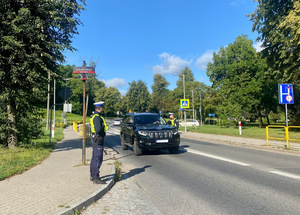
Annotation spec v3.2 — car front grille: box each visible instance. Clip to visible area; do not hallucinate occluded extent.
[149,131,173,139]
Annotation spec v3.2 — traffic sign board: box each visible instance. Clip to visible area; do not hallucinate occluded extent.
[279,84,294,104]
[180,99,189,108]
[58,86,73,101]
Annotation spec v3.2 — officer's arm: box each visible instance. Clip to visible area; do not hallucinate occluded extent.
[93,116,102,135]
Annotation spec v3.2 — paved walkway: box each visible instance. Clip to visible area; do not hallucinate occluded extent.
[0,127,116,215]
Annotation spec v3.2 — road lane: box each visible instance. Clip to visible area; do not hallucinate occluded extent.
[104,127,300,214]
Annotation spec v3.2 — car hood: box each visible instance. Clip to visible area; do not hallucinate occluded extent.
[135,124,174,131]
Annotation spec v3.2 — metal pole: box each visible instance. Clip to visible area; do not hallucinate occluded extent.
[183,73,187,133]
[200,93,202,126]
[285,103,288,127]
[82,78,86,165]
[192,90,194,121]
[46,72,50,130]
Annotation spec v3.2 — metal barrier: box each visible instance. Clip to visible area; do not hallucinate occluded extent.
[266,125,300,149]
[73,122,78,132]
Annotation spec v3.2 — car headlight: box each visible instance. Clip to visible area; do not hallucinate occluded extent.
[173,131,178,135]
[138,130,149,136]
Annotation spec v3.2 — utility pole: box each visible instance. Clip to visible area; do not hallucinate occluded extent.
[191,90,194,121]
[46,72,50,130]
[52,79,56,137]
[183,73,187,133]
[199,92,202,126]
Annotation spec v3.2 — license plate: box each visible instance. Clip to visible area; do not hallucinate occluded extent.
[156,139,168,143]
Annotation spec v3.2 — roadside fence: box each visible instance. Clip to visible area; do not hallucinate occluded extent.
[266,125,300,149]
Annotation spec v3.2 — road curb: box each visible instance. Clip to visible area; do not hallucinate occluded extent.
[55,164,116,215]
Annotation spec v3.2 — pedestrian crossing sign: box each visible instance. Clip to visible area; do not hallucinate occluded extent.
[180,99,189,108]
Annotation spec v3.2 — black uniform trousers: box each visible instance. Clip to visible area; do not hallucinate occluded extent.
[90,136,104,180]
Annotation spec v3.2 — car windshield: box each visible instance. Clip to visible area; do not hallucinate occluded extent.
[135,115,166,125]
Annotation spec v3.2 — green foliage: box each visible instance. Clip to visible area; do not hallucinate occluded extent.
[126,80,150,112]
[0,0,85,147]
[206,35,276,127]
[249,0,299,82]
[95,87,121,116]
[151,74,170,112]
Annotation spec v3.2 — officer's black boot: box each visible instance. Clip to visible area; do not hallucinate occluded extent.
[93,178,106,184]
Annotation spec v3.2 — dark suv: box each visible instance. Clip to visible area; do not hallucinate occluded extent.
[120,112,180,155]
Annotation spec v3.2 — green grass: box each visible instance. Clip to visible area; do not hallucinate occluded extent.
[114,160,122,182]
[179,124,300,143]
[0,127,64,181]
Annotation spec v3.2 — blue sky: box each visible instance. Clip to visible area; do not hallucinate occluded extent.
[65,0,262,95]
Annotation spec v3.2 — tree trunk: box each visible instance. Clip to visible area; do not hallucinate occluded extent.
[256,105,263,128]
[7,103,18,148]
[266,114,270,125]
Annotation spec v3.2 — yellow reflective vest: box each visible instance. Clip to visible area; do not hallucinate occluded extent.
[170,118,176,126]
[90,114,108,133]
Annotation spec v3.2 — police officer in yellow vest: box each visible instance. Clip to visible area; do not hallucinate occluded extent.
[167,113,179,130]
[90,101,108,184]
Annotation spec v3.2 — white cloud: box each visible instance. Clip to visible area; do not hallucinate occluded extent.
[253,41,264,52]
[153,52,192,75]
[102,78,126,88]
[196,50,215,70]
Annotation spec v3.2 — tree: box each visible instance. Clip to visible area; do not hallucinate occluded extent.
[207,35,273,127]
[249,0,300,123]
[95,87,121,117]
[151,74,170,112]
[249,0,299,82]
[126,80,150,112]
[0,1,85,148]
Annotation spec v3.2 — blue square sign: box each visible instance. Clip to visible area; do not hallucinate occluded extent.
[279,84,294,104]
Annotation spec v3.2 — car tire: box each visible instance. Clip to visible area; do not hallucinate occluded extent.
[133,138,142,156]
[121,134,128,150]
[169,146,179,154]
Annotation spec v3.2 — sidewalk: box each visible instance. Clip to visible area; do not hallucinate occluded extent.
[180,131,300,154]
[0,127,116,215]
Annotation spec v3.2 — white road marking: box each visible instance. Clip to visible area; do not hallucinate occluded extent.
[269,171,300,179]
[184,148,251,167]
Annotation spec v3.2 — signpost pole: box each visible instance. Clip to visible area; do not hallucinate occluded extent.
[82,75,86,165]
[73,62,95,165]
[285,103,288,127]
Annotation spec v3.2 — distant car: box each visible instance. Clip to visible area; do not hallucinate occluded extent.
[113,118,121,126]
[179,119,200,127]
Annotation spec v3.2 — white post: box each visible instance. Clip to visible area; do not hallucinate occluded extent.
[239,121,242,135]
[46,72,50,130]
[52,79,56,137]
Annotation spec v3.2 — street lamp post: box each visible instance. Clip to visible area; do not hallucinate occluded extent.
[199,92,202,126]
[182,73,187,133]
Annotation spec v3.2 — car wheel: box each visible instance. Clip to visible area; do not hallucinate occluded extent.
[169,146,179,154]
[121,134,128,150]
[133,138,142,156]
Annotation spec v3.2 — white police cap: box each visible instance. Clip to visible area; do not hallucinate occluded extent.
[94,101,105,107]
[169,112,174,115]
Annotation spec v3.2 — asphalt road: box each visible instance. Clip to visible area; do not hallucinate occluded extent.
[105,125,300,215]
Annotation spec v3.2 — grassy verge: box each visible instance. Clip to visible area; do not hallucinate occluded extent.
[0,127,64,181]
[179,124,300,142]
